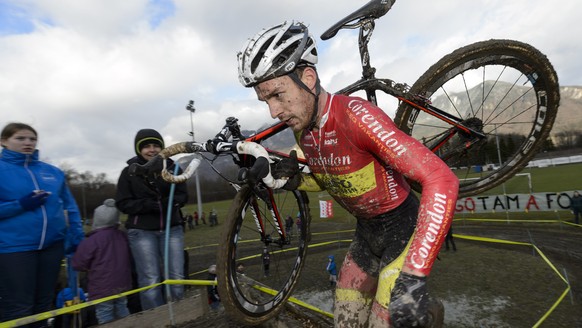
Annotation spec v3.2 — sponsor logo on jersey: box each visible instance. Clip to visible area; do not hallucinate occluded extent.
[308,153,351,167]
[385,167,400,201]
[324,138,338,146]
[314,162,376,198]
[348,100,407,156]
[410,192,449,270]
[324,130,337,138]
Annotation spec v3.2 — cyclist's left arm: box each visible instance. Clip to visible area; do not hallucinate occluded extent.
[350,100,459,276]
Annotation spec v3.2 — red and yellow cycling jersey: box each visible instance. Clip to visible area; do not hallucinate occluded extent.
[297,93,459,275]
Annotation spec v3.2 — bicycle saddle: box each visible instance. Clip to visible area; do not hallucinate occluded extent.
[321,0,395,40]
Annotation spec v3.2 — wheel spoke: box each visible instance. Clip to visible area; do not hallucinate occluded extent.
[217,187,309,325]
[396,40,559,196]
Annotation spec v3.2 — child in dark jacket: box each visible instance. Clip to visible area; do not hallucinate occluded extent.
[72,199,132,325]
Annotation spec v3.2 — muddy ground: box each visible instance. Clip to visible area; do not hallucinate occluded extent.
[176,221,582,327]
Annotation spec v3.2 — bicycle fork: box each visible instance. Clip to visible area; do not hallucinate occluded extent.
[248,187,291,247]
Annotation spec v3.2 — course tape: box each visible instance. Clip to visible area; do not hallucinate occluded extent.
[0,280,214,328]
[3,220,574,327]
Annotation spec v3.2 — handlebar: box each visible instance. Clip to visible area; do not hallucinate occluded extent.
[233,141,288,189]
[128,139,291,189]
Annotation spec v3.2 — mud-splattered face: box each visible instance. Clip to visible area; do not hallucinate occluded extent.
[254,74,315,133]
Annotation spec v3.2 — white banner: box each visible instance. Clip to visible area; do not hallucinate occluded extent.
[455,190,578,213]
[319,200,334,218]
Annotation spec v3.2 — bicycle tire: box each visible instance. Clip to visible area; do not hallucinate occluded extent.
[216,185,310,325]
[395,39,559,197]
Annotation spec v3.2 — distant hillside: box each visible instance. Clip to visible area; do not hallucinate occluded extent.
[553,86,582,135]
[428,82,581,141]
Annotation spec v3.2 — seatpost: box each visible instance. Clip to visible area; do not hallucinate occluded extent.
[359,20,376,80]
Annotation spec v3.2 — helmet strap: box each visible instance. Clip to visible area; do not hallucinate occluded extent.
[288,70,321,131]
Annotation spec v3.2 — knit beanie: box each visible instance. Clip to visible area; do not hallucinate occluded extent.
[134,128,164,155]
[92,199,120,230]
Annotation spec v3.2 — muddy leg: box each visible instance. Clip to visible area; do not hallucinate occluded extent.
[334,252,378,328]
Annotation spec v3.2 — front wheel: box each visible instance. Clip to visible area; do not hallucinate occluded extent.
[216,185,310,325]
[395,39,560,197]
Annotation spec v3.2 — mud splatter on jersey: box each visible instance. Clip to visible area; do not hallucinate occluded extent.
[297,94,459,275]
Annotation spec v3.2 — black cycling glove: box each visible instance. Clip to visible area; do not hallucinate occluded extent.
[271,150,301,191]
[389,272,430,328]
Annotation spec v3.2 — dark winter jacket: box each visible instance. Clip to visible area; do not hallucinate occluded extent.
[571,194,582,210]
[115,156,188,231]
[72,226,132,299]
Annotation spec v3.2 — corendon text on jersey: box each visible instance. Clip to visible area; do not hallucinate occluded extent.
[348,99,407,156]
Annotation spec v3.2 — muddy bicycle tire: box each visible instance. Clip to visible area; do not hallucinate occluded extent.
[395,39,559,197]
[216,185,310,325]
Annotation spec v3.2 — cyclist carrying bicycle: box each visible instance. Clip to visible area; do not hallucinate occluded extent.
[237,21,459,327]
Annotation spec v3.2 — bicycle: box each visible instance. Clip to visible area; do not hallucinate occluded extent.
[131,0,559,324]
[324,0,559,196]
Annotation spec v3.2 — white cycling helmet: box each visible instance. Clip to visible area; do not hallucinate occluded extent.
[238,21,318,87]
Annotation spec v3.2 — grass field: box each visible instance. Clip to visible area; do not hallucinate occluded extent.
[466,163,582,195]
[181,163,582,233]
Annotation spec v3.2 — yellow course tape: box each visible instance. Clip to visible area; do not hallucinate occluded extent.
[2,220,574,328]
[453,233,571,327]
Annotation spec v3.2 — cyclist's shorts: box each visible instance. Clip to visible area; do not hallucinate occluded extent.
[348,192,419,277]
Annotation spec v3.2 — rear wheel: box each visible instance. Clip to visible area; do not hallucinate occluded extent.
[395,39,559,197]
[216,185,310,325]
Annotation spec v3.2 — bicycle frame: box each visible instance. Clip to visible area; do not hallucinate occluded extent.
[330,5,486,157]
[154,117,306,246]
[235,121,309,246]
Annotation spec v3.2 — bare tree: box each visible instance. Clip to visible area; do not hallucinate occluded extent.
[554,130,579,149]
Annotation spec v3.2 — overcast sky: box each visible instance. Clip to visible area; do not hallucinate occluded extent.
[1,0,580,182]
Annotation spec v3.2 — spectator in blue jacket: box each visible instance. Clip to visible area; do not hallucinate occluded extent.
[0,122,84,327]
[327,255,338,287]
[72,199,132,324]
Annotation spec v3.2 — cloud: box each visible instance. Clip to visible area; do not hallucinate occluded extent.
[0,0,579,181]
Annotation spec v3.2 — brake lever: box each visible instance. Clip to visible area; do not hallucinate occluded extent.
[237,157,270,185]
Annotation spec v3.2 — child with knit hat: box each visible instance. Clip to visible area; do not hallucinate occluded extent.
[72,199,132,324]
[133,128,164,156]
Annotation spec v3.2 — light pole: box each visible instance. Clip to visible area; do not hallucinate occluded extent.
[186,100,204,218]
[493,124,510,223]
